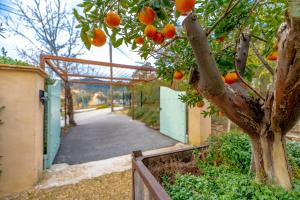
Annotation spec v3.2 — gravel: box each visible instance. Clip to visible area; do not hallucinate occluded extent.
[5,171,132,200]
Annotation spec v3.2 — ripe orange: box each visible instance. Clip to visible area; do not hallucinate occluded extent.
[224,72,238,84]
[217,36,225,42]
[135,37,144,45]
[173,71,184,80]
[105,11,121,28]
[219,111,225,117]
[162,24,176,39]
[267,51,278,61]
[197,101,205,108]
[153,32,165,44]
[176,0,196,13]
[144,25,157,39]
[138,6,156,25]
[92,28,106,47]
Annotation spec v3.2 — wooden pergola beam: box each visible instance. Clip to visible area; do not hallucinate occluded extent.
[45,60,66,82]
[41,54,157,72]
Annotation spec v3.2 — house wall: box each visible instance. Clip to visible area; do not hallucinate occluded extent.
[0,64,46,197]
[188,101,211,146]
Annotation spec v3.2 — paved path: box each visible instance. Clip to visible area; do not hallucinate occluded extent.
[54,108,177,165]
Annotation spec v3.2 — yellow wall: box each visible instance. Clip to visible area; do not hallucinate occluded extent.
[0,65,46,197]
[188,102,211,146]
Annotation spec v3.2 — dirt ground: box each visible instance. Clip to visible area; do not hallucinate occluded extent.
[4,171,132,200]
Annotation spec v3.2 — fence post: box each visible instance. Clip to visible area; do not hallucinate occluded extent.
[132,86,135,120]
[140,91,143,108]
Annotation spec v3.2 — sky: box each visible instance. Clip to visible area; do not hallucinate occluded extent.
[0,0,155,66]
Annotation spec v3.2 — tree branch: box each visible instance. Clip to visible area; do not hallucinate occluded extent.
[184,14,263,135]
[271,10,300,134]
[251,42,274,75]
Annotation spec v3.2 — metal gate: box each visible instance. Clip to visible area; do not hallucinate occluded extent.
[44,81,61,169]
[160,87,187,143]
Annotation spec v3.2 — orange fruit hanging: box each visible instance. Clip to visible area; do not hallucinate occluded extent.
[173,71,184,80]
[197,101,205,108]
[138,6,156,25]
[267,51,278,61]
[91,28,106,47]
[153,32,165,44]
[105,11,121,28]
[216,36,225,42]
[224,72,238,84]
[135,37,144,45]
[219,111,225,117]
[176,0,196,13]
[162,24,176,39]
[144,25,157,39]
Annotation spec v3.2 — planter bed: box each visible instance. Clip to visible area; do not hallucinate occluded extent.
[132,146,208,200]
[132,132,300,200]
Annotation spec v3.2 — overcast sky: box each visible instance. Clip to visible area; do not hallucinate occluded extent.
[0,0,154,66]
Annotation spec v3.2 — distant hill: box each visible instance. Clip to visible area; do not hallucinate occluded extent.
[71,78,128,93]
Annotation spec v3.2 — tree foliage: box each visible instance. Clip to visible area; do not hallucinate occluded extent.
[75,0,300,189]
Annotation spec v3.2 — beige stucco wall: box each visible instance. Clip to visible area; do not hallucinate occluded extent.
[0,65,46,197]
[188,102,211,146]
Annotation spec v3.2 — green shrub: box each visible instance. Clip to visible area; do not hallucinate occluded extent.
[206,131,251,173]
[96,104,109,109]
[163,165,300,200]
[163,132,300,199]
[287,142,300,179]
[0,56,30,66]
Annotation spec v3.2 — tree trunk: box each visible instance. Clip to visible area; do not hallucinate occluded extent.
[65,81,76,126]
[183,6,300,189]
[250,130,292,189]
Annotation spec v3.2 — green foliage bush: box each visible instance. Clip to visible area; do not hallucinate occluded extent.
[0,56,30,66]
[128,80,169,127]
[206,131,251,173]
[96,104,109,110]
[163,132,300,199]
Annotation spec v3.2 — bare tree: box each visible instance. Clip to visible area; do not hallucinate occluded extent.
[7,0,82,126]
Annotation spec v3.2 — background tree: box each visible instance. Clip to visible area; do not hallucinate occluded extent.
[8,0,84,125]
[75,0,300,190]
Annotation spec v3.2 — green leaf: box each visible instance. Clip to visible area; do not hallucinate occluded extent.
[113,38,123,48]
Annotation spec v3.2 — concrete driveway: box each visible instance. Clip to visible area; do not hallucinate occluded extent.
[54,108,178,165]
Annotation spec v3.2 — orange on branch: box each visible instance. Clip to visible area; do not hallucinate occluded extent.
[153,32,165,44]
[197,101,205,108]
[144,25,157,39]
[162,24,176,39]
[219,111,225,117]
[92,28,106,47]
[105,11,121,28]
[216,36,225,42]
[173,71,184,80]
[138,6,156,25]
[224,72,238,84]
[135,37,144,45]
[176,0,196,13]
[267,51,278,61]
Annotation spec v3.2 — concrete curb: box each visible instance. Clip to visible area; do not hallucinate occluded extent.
[36,143,190,189]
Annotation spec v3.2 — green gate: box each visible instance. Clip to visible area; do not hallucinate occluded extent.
[160,87,187,143]
[44,81,61,169]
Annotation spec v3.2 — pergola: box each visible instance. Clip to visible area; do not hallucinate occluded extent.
[40,54,157,123]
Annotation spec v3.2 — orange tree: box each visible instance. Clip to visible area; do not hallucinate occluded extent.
[74,0,300,190]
